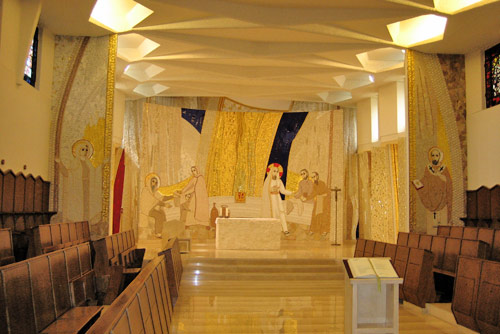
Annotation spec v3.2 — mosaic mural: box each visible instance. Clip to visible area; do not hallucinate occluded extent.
[408,50,466,233]
[50,35,115,239]
[123,100,346,243]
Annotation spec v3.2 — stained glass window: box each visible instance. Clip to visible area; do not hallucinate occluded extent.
[485,42,500,108]
[23,27,39,87]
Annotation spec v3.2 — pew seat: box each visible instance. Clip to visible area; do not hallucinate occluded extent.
[92,230,145,304]
[40,306,103,334]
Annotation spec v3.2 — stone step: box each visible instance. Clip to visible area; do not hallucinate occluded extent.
[185,257,340,266]
[182,272,342,281]
[186,263,341,273]
[171,322,344,334]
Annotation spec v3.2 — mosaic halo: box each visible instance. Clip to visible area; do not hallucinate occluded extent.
[71,139,94,159]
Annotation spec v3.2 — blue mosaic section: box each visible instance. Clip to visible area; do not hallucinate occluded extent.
[181,108,206,133]
[267,112,308,192]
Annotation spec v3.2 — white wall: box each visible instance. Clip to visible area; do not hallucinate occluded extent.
[466,48,500,189]
[356,97,374,152]
[378,82,398,142]
[0,0,54,179]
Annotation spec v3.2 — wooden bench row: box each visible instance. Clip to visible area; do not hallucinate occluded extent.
[461,185,500,228]
[31,220,90,256]
[354,239,435,308]
[0,169,56,261]
[0,242,102,334]
[92,230,145,304]
[434,226,500,260]
[0,228,15,266]
[452,256,500,333]
[93,229,144,274]
[158,237,184,308]
[0,169,55,231]
[397,232,490,276]
[87,246,178,333]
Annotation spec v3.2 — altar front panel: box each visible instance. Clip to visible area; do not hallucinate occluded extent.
[215,218,281,250]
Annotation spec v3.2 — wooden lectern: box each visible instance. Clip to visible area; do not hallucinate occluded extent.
[343,259,403,334]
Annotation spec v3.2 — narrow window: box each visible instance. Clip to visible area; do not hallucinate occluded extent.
[23,27,39,87]
[485,42,500,108]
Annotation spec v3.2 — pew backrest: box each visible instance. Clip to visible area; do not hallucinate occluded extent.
[87,254,173,334]
[0,228,14,265]
[363,240,375,257]
[93,230,141,275]
[158,238,183,308]
[354,239,366,257]
[373,241,386,257]
[32,221,90,256]
[0,242,94,334]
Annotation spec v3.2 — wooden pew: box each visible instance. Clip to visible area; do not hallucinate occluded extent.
[461,185,500,228]
[394,245,410,299]
[475,259,500,333]
[86,253,174,334]
[383,243,397,263]
[354,239,366,257]
[363,239,375,257]
[430,235,446,270]
[92,230,145,304]
[435,237,488,277]
[452,256,482,332]
[478,227,495,259]
[407,233,420,249]
[373,241,386,257]
[0,242,102,334]
[403,248,435,307]
[31,221,90,256]
[453,257,500,333]
[492,228,500,262]
[449,226,464,239]
[158,238,184,308]
[397,232,409,246]
[0,228,15,265]
[0,169,56,261]
[418,234,433,251]
[463,226,479,240]
[437,226,451,237]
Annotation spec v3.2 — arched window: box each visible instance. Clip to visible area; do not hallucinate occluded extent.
[23,27,39,87]
[485,42,500,108]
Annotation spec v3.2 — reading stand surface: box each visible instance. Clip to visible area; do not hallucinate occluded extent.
[343,259,403,334]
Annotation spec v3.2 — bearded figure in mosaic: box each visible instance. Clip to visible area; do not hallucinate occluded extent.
[413,147,453,228]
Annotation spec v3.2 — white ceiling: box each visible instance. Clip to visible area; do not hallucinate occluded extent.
[39,0,500,106]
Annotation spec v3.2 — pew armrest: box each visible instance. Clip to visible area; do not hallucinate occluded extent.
[40,306,103,334]
[0,255,15,266]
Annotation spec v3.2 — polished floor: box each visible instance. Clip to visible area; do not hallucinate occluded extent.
[141,238,476,333]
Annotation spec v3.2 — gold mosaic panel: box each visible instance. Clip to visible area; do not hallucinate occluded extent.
[397,137,409,232]
[407,50,466,231]
[370,146,395,243]
[357,151,371,239]
[205,111,282,197]
[51,36,112,239]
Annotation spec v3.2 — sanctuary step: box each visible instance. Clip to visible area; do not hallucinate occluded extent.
[172,257,345,333]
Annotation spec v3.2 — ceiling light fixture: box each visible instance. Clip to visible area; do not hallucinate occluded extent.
[434,0,489,14]
[387,14,447,48]
[89,0,153,33]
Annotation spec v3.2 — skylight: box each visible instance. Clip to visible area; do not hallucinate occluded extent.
[434,0,489,14]
[387,15,447,48]
[89,0,153,33]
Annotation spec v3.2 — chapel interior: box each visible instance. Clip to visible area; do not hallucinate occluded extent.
[1,0,500,333]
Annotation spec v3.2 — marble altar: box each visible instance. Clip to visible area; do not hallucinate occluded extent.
[215,217,282,250]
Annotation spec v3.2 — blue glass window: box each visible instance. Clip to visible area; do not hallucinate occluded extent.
[24,27,39,87]
[485,42,500,108]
